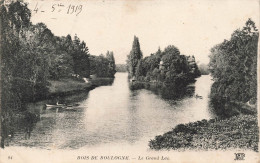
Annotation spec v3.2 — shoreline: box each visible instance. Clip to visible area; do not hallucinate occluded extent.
[34,77,115,102]
[149,107,258,152]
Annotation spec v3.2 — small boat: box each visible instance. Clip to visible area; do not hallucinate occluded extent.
[194,94,203,99]
[45,102,66,108]
[65,103,80,107]
[45,104,57,107]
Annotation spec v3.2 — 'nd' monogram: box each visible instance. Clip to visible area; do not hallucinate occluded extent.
[234,153,245,160]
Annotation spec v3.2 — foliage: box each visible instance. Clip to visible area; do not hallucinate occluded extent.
[71,35,90,78]
[149,114,258,151]
[1,1,113,147]
[115,64,127,72]
[126,36,143,78]
[127,37,201,86]
[209,19,258,104]
[89,51,116,78]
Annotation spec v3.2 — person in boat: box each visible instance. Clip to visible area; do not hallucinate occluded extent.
[195,94,203,99]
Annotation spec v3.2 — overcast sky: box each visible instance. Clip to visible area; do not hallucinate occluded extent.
[27,0,259,64]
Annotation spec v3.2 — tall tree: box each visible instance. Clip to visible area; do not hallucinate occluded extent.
[127,36,143,78]
[106,51,116,77]
[1,1,32,148]
[209,19,258,104]
[72,35,90,78]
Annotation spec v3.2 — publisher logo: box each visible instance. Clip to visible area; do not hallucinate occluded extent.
[234,153,245,160]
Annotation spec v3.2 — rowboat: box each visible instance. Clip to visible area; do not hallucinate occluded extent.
[45,102,66,108]
[194,94,203,99]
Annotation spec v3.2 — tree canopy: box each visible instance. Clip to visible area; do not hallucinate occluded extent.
[127,37,201,86]
[127,36,143,78]
[209,19,258,104]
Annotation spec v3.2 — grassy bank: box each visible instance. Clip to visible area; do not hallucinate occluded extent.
[149,114,259,152]
[48,79,92,94]
[47,77,114,98]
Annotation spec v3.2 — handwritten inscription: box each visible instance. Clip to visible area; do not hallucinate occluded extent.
[33,2,83,16]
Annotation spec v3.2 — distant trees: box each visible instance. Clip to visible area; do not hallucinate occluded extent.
[127,36,201,86]
[106,51,116,77]
[198,63,209,75]
[115,64,127,72]
[89,51,116,78]
[209,19,258,104]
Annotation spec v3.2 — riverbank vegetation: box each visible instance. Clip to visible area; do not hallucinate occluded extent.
[127,36,201,88]
[149,114,258,151]
[209,19,258,110]
[0,1,116,147]
[149,19,259,151]
[1,1,116,103]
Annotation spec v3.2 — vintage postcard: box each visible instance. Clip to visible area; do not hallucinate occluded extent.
[0,0,259,162]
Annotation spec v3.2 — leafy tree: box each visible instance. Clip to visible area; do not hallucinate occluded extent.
[1,1,32,148]
[127,36,143,78]
[209,19,258,104]
[106,51,116,77]
[115,64,127,72]
[136,60,144,79]
[0,1,95,148]
[89,52,116,78]
[72,35,90,78]
[126,37,201,87]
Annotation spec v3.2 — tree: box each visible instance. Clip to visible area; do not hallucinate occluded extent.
[136,60,144,79]
[89,53,116,78]
[126,40,200,86]
[106,51,116,77]
[161,45,180,70]
[1,1,32,148]
[0,1,97,148]
[127,36,143,78]
[209,19,258,104]
[72,35,90,78]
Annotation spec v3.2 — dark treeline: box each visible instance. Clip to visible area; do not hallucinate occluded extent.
[0,1,115,147]
[89,51,116,78]
[115,64,127,72]
[209,19,258,115]
[127,36,201,87]
[1,1,116,103]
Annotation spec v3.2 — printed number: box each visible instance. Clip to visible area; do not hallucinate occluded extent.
[8,156,12,160]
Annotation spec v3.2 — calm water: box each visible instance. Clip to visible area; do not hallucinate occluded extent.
[9,73,215,150]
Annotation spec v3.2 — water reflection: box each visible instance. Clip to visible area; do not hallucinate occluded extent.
[6,73,215,149]
[129,81,195,100]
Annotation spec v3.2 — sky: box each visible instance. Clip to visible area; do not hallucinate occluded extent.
[26,0,259,64]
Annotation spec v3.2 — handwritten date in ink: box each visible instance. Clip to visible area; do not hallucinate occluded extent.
[34,2,83,16]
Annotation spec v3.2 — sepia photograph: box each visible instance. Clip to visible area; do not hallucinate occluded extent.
[0,0,259,162]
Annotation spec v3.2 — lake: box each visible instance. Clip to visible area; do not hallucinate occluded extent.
[9,73,216,150]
